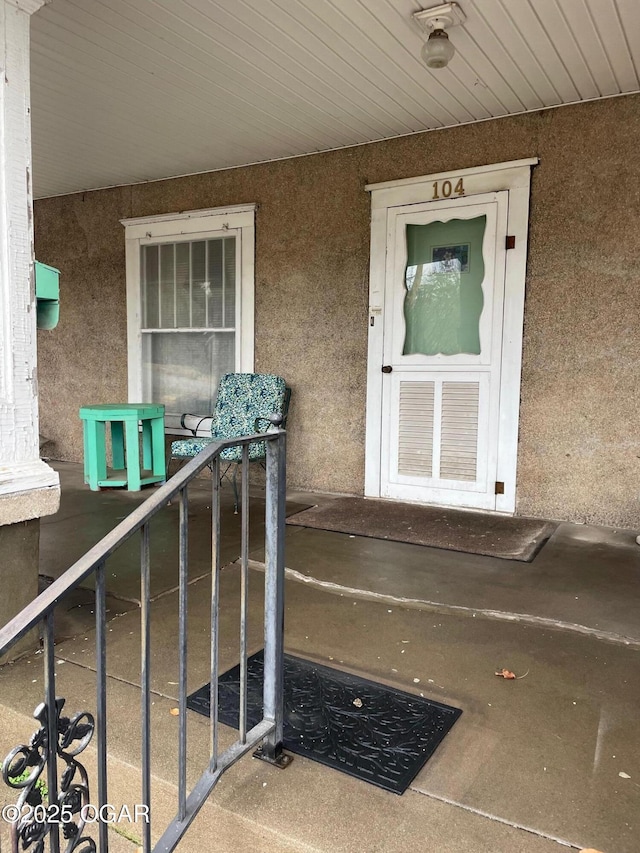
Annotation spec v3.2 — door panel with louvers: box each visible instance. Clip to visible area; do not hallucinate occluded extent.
[397,381,435,477]
[440,382,479,481]
[392,376,484,489]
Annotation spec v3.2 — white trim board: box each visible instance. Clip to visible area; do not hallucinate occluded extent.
[366,159,539,212]
[121,204,256,240]
[365,158,539,194]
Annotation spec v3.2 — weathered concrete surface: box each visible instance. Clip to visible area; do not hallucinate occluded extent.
[0,483,60,526]
[276,520,640,647]
[35,94,640,527]
[39,461,309,602]
[2,576,621,853]
[2,466,638,851]
[2,561,637,852]
[0,519,40,663]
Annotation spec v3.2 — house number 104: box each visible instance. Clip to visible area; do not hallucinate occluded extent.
[432,178,465,199]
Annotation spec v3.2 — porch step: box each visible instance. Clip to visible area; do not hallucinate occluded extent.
[0,691,571,853]
[0,705,307,853]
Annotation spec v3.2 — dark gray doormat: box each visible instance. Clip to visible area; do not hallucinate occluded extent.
[187,649,461,795]
[286,497,556,562]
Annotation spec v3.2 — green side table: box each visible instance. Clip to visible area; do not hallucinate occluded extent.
[79,404,166,491]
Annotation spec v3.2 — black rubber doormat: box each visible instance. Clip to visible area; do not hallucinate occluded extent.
[187,649,462,794]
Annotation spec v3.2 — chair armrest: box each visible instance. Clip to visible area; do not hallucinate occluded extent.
[180,413,213,436]
[254,414,284,433]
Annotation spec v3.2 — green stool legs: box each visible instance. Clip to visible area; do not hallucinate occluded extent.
[79,404,166,491]
[83,420,107,490]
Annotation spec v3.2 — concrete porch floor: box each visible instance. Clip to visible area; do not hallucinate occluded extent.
[1,461,639,852]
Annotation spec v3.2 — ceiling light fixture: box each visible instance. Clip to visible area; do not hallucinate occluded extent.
[413,2,466,70]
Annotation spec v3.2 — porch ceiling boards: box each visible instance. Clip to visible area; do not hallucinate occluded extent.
[31,0,640,199]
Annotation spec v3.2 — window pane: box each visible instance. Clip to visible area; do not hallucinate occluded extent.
[139,231,240,420]
[159,244,175,328]
[190,241,207,327]
[224,237,236,328]
[142,331,235,414]
[175,242,191,327]
[142,238,239,332]
[207,239,224,327]
[142,245,159,329]
[403,215,486,356]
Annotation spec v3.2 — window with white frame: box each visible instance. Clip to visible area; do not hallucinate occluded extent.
[122,205,255,432]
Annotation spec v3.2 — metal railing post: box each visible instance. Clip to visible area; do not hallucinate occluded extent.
[140,522,152,853]
[239,446,250,743]
[259,430,290,767]
[95,562,109,853]
[44,614,60,853]
[210,455,221,769]
[178,487,189,822]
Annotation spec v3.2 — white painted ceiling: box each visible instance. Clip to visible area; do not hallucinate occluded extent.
[30,0,640,198]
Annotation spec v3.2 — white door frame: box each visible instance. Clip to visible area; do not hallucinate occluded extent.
[364,158,538,514]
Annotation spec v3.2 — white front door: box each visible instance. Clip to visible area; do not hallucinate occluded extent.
[365,160,536,514]
[379,192,507,510]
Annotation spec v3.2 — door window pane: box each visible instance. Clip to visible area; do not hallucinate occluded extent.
[403,215,486,356]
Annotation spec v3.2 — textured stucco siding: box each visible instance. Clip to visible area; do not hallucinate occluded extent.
[0,519,40,662]
[35,95,640,527]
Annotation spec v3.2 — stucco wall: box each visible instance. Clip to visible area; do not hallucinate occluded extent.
[0,519,40,663]
[35,95,640,527]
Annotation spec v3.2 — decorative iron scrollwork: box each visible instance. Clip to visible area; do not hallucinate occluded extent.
[2,698,96,853]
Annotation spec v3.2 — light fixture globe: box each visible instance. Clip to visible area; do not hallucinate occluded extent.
[413,4,465,70]
[421,28,455,68]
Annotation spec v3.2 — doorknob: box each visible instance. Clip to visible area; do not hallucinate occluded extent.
[381,365,393,373]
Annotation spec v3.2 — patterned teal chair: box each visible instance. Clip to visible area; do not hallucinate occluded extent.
[169,373,290,512]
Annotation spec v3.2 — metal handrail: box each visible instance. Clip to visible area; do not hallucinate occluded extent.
[0,427,288,853]
[0,430,269,656]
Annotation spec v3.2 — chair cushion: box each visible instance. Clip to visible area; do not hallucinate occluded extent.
[213,373,285,436]
[170,436,268,462]
[171,437,214,458]
[171,373,286,463]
